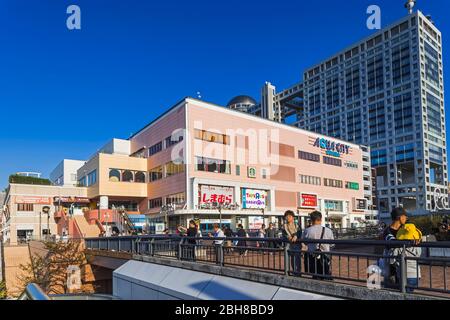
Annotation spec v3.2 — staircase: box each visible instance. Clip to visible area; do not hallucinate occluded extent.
[119,210,136,235]
[73,216,102,238]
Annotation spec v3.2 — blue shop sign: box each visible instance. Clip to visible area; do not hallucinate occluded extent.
[313,137,350,158]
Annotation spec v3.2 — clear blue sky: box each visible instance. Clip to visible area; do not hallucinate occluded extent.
[0,0,449,189]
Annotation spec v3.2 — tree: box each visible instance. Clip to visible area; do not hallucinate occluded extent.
[0,281,7,299]
[17,240,93,296]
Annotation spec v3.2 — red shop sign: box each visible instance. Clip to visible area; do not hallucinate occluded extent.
[300,193,318,208]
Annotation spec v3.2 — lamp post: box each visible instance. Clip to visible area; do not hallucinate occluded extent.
[42,206,50,239]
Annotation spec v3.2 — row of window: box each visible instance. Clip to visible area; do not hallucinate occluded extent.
[300,175,360,190]
[195,156,231,174]
[298,150,346,168]
[194,129,230,145]
[148,134,184,157]
[148,193,186,209]
[109,170,146,183]
[17,203,34,212]
[78,170,97,187]
[149,161,185,182]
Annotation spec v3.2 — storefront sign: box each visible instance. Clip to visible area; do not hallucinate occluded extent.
[15,196,51,204]
[200,219,232,224]
[300,193,318,209]
[241,188,267,209]
[53,196,90,203]
[247,167,257,178]
[199,185,234,204]
[313,137,350,158]
[248,216,264,230]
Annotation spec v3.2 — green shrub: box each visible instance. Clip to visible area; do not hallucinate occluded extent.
[408,215,441,236]
[8,175,51,186]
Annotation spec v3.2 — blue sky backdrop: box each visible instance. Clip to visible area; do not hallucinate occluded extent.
[0,0,449,188]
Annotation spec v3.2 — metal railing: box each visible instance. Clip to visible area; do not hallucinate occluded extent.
[85,235,450,298]
[18,284,51,300]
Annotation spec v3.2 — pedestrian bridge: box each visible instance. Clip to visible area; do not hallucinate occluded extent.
[85,235,450,300]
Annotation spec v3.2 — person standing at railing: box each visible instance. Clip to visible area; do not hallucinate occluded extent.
[266,223,277,252]
[182,220,198,261]
[393,223,422,293]
[381,207,408,287]
[236,224,248,256]
[301,211,334,280]
[209,224,225,263]
[282,210,302,275]
[223,227,233,254]
[257,224,266,248]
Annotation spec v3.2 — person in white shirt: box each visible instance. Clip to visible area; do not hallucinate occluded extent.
[208,224,225,263]
[301,211,334,280]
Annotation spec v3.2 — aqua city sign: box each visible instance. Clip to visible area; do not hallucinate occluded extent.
[313,137,350,158]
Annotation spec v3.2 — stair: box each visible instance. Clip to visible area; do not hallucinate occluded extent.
[73,216,102,238]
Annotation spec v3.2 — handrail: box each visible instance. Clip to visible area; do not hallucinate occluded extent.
[85,235,450,248]
[18,283,51,300]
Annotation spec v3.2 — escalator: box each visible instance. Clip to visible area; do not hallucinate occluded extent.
[118,209,137,235]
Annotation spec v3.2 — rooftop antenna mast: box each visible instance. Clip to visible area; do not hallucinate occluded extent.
[404,0,416,15]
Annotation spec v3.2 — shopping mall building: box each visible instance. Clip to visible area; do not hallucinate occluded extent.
[70,97,374,233]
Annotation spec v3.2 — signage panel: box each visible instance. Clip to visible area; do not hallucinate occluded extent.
[15,196,51,204]
[199,185,234,204]
[241,188,267,209]
[300,193,318,209]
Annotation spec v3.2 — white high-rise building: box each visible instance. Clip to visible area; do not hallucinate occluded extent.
[243,11,447,219]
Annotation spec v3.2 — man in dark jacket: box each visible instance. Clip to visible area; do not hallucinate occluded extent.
[266,223,277,249]
[236,224,247,256]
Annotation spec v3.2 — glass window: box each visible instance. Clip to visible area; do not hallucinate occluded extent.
[148,141,163,157]
[324,178,343,188]
[165,160,185,177]
[148,198,163,209]
[122,170,134,182]
[194,129,230,145]
[87,170,97,186]
[17,203,34,212]
[298,151,320,162]
[165,193,185,206]
[135,171,146,183]
[323,156,342,167]
[149,166,163,182]
[109,169,121,182]
[195,157,231,174]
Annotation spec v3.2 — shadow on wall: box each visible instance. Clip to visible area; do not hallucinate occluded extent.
[189,280,258,300]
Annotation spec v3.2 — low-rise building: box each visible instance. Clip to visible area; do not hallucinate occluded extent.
[76,97,373,232]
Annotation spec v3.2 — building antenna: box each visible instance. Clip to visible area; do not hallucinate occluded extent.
[404,0,416,15]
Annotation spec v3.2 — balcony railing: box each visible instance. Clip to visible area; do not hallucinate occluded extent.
[85,235,450,298]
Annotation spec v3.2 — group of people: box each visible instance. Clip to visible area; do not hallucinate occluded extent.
[172,206,423,292]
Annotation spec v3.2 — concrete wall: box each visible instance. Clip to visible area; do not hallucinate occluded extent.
[113,260,338,300]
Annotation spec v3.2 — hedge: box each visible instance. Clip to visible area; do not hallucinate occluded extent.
[9,174,52,186]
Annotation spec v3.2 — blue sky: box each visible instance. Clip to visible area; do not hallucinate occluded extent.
[0,0,449,189]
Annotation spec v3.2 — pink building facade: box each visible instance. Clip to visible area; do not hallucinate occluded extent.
[127,98,373,232]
